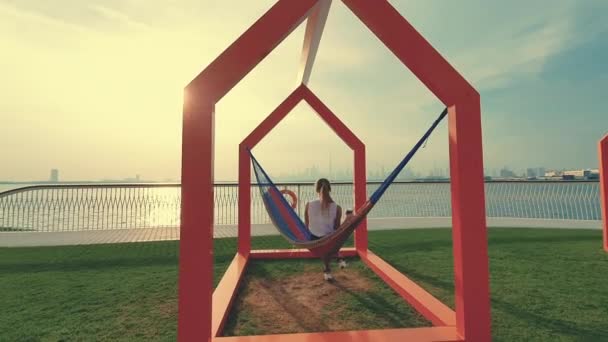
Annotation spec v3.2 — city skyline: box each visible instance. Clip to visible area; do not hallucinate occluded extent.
[0,162,600,184]
[0,1,607,182]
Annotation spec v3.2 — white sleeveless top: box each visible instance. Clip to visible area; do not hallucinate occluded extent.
[307,200,338,237]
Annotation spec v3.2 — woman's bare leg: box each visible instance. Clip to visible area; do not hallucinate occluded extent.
[323,256,331,273]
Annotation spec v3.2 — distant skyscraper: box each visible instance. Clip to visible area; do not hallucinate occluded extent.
[50,169,59,182]
[500,167,516,178]
[526,168,537,178]
[537,167,546,178]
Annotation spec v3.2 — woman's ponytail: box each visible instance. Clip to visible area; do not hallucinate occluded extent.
[315,178,333,213]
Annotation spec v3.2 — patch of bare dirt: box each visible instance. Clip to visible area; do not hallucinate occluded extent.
[231,267,374,335]
[157,298,177,318]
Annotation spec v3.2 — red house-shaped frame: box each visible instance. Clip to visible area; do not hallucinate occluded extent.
[179,0,491,341]
[238,85,368,259]
[600,134,608,252]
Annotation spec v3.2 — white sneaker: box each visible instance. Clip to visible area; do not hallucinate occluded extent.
[339,259,348,269]
[324,272,334,281]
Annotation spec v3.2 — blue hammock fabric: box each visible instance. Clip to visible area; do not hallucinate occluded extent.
[250,152,312,243]
[369,107,448,204]
[249,107,448,250]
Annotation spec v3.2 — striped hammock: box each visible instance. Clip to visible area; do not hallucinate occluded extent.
[250,108,447,257]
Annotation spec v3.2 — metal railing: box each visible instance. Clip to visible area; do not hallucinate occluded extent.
[0,181,601,232]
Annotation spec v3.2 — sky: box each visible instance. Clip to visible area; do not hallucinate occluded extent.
[1,0,607,182]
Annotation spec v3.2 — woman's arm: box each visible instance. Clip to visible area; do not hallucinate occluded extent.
[304,202,310,228]
[334,205,342,230]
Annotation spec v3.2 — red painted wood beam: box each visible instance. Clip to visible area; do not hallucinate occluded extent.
[300,85,364,150]
[353,148,368,251]
[187,0,319,103]
[359,250,456,326]
[447,97,491,341]
[241,86,305,149]
[179,98,215,342]
[181,1,320,340]
[213,326,462,342]
[212,253,249,337]
[238,145,251,256]
[600,134,608,252]
[239,87,303,257]
[340,1,491,339]
[341,0,477,105]
[250,247,357,259]
[297,0,332,85]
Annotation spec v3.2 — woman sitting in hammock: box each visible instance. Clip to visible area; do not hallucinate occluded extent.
[304,178,348,281]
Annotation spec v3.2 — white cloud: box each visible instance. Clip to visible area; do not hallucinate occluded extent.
[88,4,151,31]
[461,18,575,90]
[1,0,605,181]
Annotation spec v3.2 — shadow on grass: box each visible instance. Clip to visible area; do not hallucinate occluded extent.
[494,298,608,340]
[388,267,453,296]
[391,264,607,340]
[227,265,333,334]
[370,230,600,255]
[14,236,252,276]
[0,255,178,274]
[329,279,425,328]
[225,262,427,336]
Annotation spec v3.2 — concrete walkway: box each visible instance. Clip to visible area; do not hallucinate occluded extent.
[0,217,601,247]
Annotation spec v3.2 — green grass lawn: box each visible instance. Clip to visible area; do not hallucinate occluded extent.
[1,228,607,341]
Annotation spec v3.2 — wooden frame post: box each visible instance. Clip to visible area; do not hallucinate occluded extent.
[181,0,491,340]
[600,134,608,252]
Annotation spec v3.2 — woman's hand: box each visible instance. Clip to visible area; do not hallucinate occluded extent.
[334,205,342,230]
